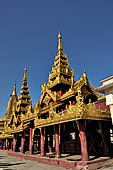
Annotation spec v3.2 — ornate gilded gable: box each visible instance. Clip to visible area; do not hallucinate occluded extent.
[74,70,99,103]
[40,82,60,107]
[5,110,18,131]
[43,93,51,106]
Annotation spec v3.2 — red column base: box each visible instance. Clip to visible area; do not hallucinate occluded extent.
[40,152,46,156]
[55,154,60,158]
[29,151,33,155]
[49,147,52,153]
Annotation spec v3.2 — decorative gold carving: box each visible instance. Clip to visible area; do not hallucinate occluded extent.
[76,88,86,117]
[49,103,60,119]
[34,90,111,128]
[21,113,25,120]
[40,85,60,106]
[26,105,32,117]
[34,102,40,115]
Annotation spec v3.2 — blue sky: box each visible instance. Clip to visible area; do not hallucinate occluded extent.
[0,0,113,117]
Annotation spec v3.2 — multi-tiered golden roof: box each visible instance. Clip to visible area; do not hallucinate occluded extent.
[48,33,74,89]
[16,66,32,114]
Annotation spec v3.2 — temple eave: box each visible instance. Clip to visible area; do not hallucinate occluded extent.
[0,134,13,139]
[35,116,111,129]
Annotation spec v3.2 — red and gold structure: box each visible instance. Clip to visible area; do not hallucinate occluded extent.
[0,34,112,161]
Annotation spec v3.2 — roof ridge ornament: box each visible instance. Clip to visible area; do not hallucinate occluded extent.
[83,68,87,79]
[23,65,27,82]
[12,83,17,96]
[58,33,63,54]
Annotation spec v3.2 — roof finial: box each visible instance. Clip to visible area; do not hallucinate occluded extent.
[23,65,27,81]
[58,33,63,53]
[12,83,16,96]
[83,68,86,78]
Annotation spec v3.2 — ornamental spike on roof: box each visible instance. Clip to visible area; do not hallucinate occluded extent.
[12,83,17,96]
[23,65,27,82]
[83,69,87,79]
[58,33,63,54]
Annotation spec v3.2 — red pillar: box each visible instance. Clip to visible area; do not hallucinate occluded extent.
[79,120,89,161]
[29,128,34,154]
[55,125,60,158]
[21,136,25,153]
[40,127,45,156]
[6,139,9,151]
[3,140,6,150]
[49,134,53,153]
[13,138,16,152]
[8,141,9,151]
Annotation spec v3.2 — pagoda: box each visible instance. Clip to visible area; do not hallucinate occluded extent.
[16,66,32,114]
[48,33,74,89]
[4,84,18,120]
[0,84,18,148]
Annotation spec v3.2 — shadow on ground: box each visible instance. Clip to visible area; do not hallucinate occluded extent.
[0,162,25,169]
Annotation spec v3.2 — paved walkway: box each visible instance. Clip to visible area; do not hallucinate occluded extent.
[1,151,113,169]
[0,151,66,170]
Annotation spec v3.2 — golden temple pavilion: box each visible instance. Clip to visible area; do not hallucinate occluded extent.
[0,33,112,161]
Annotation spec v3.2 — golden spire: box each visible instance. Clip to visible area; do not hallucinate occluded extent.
[17,66,32,114]
[48,34,75,88]
[58,33,63,53]
[23,65,27,81]
[12,83,16,96]
[83,68,86,78]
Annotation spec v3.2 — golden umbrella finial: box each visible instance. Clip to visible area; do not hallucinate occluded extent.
[84,68,86,74]
[58,33,63,52]
[83,68,86,78]
[23,65,27,81]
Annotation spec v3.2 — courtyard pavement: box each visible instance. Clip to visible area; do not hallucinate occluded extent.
[0,151,66,170]
[1,150,113,169]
